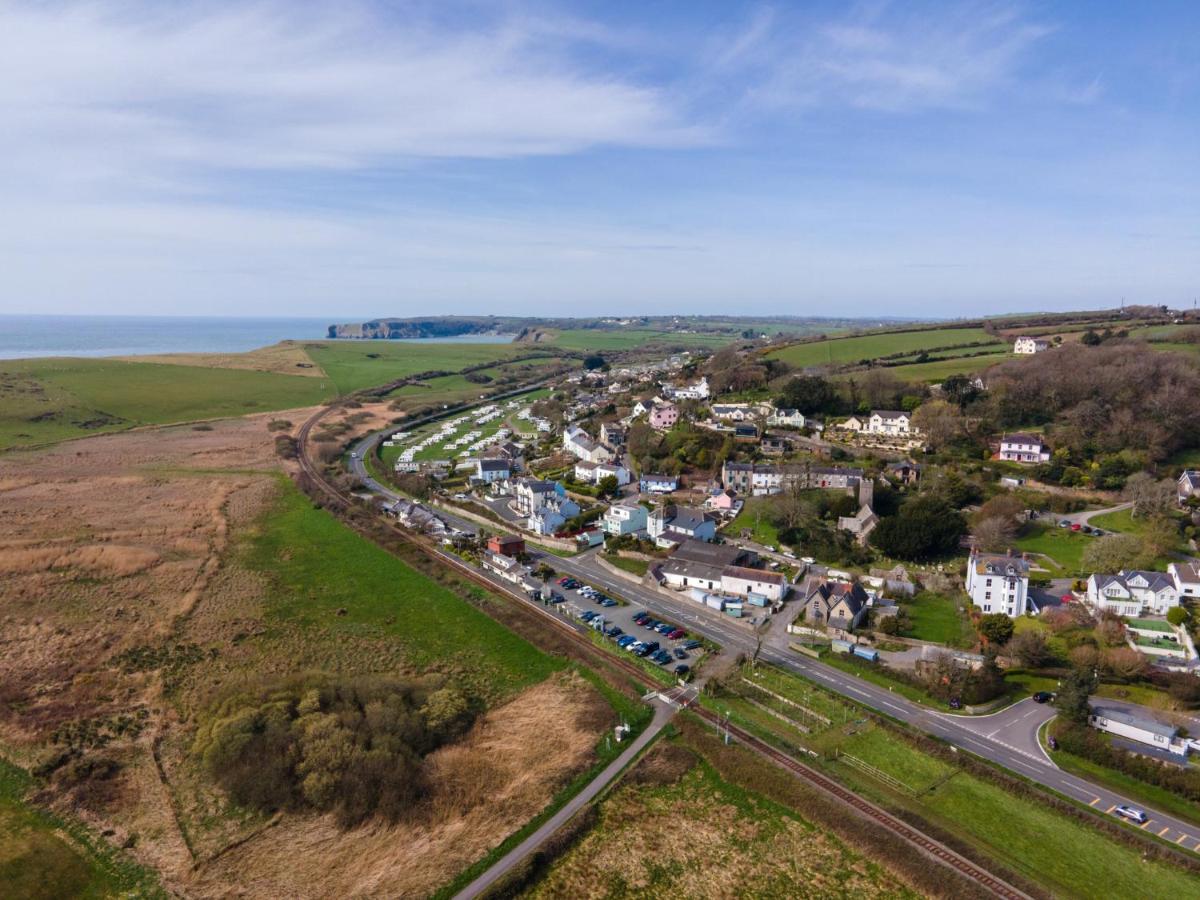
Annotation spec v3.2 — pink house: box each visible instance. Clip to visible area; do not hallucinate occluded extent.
[649,402,679,430]
[705,488,738,512]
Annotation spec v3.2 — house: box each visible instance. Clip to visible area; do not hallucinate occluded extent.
[710,403,758,421]
[840,415,866,432]
[480,549,528,584]
[1013,336,1050,355]
[673,539,749,568]
[837,504,879,544]
[733,423,759,442]
[660,557,724,592]
[513,478,566,516]
[574,460,631,487]
[704,488,739,514]
[1089,705,1190,757]
[599,422,626,448]
[886,460,922,485]
[486,534,526,557]
[562,425,614,463]
[766,408,805,429]
[649,402,679,430]
[760,436,790,456]
[474,457,511,483]
[527,508,565,536]
[965,549,1030,618]
[719,460,861,496]
[576,528,605,548]
[648,505,716,544]
[1179,470,1200,504]
[796,578,870,632]
[639,473,678,494]
[602,501,648,536]
[867,410,914,436]
[1086,570,1180,617]
[998,433,1050,464]
[721,565,788,602]
[1169,562,1200,600]
[664,376,710,400]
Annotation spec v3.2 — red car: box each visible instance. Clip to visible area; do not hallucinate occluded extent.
[667,628,686,640]
[1070,523,1082,532]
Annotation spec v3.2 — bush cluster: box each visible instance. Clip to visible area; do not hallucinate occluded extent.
[1056,722,1200,802]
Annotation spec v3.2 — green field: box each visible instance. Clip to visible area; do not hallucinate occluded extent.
[768,327,1002,369]
[603,555,650,577]
[876,351,1012,383]
[548,329,731,351]
[246,478,562,701]
[302,340,528,394]
[726,498,782,547]
[901,593,975,648]
[0,758,162,899]
[1014,522,1094,575]
[0,357,334,450]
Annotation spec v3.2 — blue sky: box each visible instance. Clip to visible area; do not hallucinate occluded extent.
[2,0,1197,318]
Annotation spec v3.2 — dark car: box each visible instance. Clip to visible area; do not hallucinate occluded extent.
[656,623,673,634]
[674,664,690,676]
[1058,519,1071,528]
[673,648,687,660]
[580,610,596,622]
[1032,691,1054,704]
[605,626,623,638]
[682,640,702,651]
[948,696,962,710]
[643,641,660,654]
[1048,736,1059,751]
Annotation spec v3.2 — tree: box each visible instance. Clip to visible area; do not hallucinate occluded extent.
[973,516,1018,551]
[583,354,606,370]
[911,400,964,452]
[978,613,1015,646]
[940,373,980,408]
[1006,629,1053,668]
[1081,533,1146,573]
[596,474,619,498]
[1167,606,1189,627]
[1055,670,1095,724]
[870,495,966,560]
[1068,643,1100,671]
[1080,329,1102,346]
[1123,472,1176,519]
[1102,647,1148,680]
[778,375,838,415]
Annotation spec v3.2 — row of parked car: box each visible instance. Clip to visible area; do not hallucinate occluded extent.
[1056,519,1106,536]
[559,576,618,608]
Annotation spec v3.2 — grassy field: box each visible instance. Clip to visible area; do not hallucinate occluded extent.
[527,737,918,899]
[603,555,650,577]
[0,759,162,899]
[900,593,976,648]
[767,327,1002,369]
[0,357,333,450]
[875,351,1012,383]
[1014,521,1094,575]
[547,329,731,351]
[726,498,782,547]
[246,478,563,701]
[302,340,527,394]
[720,664,1200,899]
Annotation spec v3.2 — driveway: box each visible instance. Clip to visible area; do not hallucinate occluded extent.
[1059,501,1132,528]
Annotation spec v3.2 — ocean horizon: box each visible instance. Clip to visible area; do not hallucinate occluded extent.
[0,315,513,360]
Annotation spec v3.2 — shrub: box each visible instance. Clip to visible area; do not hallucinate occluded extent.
[1056,722,1200,803]
[1167,606,1189,627]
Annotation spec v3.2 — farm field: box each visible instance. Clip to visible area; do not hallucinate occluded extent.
[0,357,332,450]
[303,340,529,394]
[547,329,731,351]
[767,327,1002,369]
[526,736,919,899]
[875,350,1012,383]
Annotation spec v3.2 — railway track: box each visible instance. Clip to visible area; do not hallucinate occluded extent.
[295,405,1033,900]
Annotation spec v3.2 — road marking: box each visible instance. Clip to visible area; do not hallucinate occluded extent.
[1089,797,1100,807]
[1177,834,1190,845]
[1159,826,1171,836]
[1140,820,1151,829]
[1105,805,1116,814]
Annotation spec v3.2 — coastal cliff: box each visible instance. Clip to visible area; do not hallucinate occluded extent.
[326,317,512,340]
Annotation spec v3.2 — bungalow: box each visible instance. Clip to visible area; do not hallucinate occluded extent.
[1179,470,1200,504]
[649,402,679,430]
[721,565,788,602]
[840,415,866,432]
[965,549,1030,618]
[733,423,760,442]
[640,473,679,494]
[648,505,716,544]
[1086,570,1180,617]
[486,534,526,557]
[474,457,511,484]
[796,579,870,632]
[1013,336,1050,355]
[998,433,1050,464]
[1089,705,1190,758]
[660,557,724,593]
[867,410,914,436]
[602,501,648,536]
[1169,562,1200,600]
[766,408,805,429]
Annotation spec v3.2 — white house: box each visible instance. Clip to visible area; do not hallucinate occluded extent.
[562,426,614,464]
[965,549,1030,617]
[1086,570,1180,617]
[1169,562,1200,600]
[721,565,789,602]
[840,415,866,432]
[867,410,914,436]
[513,478,564,516]
[602,502,648,536]
[1089,705,1190,757]
[474,458,511,483]
[998,433,1050,464]
[766,407,806,429]
[664,376,710,400]
[526,495,579,536]
[710,403,758,421]
[1179,470,1200,504]
[574,460,631,487]
[481,549,528,585]
[648,505,716,544]
[639,474,678,494]
[1013,336,1050,354]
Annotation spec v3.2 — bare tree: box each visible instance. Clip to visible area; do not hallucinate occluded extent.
[1123,472,1176,519]
[973,516,1018,551]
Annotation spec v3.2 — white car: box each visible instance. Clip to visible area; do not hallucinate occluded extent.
[1113,805,1147,825]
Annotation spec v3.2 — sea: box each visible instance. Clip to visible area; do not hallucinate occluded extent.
[0,315,513,360]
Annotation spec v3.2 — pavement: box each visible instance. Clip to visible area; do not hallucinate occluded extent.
[453,699,677,900]
[346,430,1200,855]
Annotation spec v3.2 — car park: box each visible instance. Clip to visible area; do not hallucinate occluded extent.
[1113,805,1147,825]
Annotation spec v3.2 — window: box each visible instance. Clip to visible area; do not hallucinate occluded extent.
[986,578,992,587]
[985,591,991,600]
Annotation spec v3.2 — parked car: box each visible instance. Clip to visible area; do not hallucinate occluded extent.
[1058,519,1071,528]
[674,664,690,676]
[1032,691,1054,704]
[627,641,644,653]
[1113,805,1148,825]
[948,696,962,710]
[605,626,623,638]
[617,636,636,648]
[655,623,673,634]
[1070,523,1082,532]
[667,628,685,640]
[643,641,660,654]
[673,648,687,660]
[600,598,617,608]
[580,610,596,622]
[682,640,702,651]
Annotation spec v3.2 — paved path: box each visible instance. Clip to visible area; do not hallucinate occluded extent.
[454,700,676,900]
[1062,501,1133,527]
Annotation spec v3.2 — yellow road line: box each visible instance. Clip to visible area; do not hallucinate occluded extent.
[1140,820,1151,829]
[1159,826,1171,836]
[1105,805,1116,814]
[1176,834,1189,845]
[1089,797,1100,806]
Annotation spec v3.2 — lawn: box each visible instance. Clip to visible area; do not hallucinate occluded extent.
[0,758,163,899]
[1014,521,1092,575]
[0,357,334,450]
[245,478,563,702]
[302,340,526,394]
[726,498,782,547]
[604,555,650,577]
[900,593,976,648]
[767,327,1002,369]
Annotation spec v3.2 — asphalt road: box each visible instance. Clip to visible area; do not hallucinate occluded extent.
[454,699,677,900]
[347,432,1200,854]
